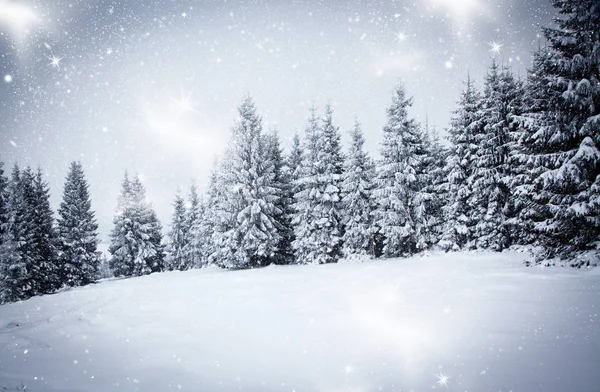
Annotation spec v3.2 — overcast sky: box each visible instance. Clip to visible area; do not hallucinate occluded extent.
[0,0,556,244]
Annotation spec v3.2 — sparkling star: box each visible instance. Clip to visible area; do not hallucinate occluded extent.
[397,32,407,42]
[344,365,354,374]
[489,41,503,55]
[436,373,450,387]
[170,89,200,118]
[47,54,64,70]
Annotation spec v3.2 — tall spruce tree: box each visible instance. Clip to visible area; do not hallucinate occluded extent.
[210,97,282,268]
[265,130,295,264]
[109,173,165,277]
[372,83,429,257]
[287,133,303,192]
[512,45,559,247]
[28,168,60,294]
[57,161,100,286]
[166,190,188,271]
[469,62,523,251]
[0,162,26,303]
[341,119,376,258]
[440,76,485,250]
[146,208,166,273]
[183,182,207,268]
[421,126,448,249]
[0,162,8,242]
[521,0,600,266]
[206,161,230,268]
[292,105,345,264]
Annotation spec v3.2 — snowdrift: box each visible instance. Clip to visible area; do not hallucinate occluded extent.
[0,251,599,391]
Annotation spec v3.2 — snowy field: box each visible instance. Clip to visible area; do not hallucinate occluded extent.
[0,251,599,392]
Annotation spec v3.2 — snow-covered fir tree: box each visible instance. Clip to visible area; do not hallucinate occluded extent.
[0,162,26,303]
[372,83,431,257]
[205,162,229,268]
[166,190,188,271]
[265,130,295,264]
[440,76,485,250]
[292,104,345,264]
[0,162,8,244]
[469,62,523,251]
[519,0,600,266]
[210,97,282,268]
[421,125,448,249]
[145,208,165,272]
[287,133,303,192]
[341,119,376,258]
[57,161,100,286]
[511,44,560,247]
[182,182,208,268]
[27,168,60,295]
[109,172,165,277]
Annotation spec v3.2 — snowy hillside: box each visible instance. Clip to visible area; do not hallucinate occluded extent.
[0,251,599,392]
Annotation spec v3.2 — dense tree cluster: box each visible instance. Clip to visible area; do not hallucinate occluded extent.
[1,0,597,304]
[0,162,100,304]
[164,0,597,268]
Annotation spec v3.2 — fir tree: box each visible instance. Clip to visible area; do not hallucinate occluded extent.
[0,162,26,303]
[206,161,230,268]
[292,105,344,264]
[470,62,523,251]
[522,0,600,265]
[146,208,166,273]
[26,168,59,295]
[109,173,165,277]
[265,130,295,265]
[57,162,100,287]
[287,133,303,192]
[182,182,207,268]
[421,126,448,249]
[372,83,429,257]
[211,97,282,268]
[0,161,8,241]
[341,119,376,258]
[511,45,559,247]
[440,76,485,250]
[166,190,188,271]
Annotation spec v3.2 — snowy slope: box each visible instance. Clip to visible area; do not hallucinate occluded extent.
[0,251,598,392]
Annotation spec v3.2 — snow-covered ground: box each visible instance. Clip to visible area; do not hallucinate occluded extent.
[0,251,598,392]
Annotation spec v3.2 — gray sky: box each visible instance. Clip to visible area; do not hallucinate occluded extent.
[0,0,556,244]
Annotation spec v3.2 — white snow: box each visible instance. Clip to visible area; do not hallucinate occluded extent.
[0,251,599,391]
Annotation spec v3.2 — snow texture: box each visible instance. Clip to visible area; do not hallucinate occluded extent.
[0,251,598,391]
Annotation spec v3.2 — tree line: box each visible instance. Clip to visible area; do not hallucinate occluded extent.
[0,0,597,304]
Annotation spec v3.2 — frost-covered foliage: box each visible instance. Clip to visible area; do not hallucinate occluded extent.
[421,126,448,249]
[341,120,376,258]
[0,165,62,303]
[0,163,25,304]
[109,172,165,277]
[210,97,282,269]
[515,0,600,266]
[166,191,188,271]
[26,168,60,295]
[265,130,295,265]
[439,76,484,251]
[182,182,210,268]
[372,83,432,257]
[57,161,100,286]
[292,105,345,264]
[470,62,524,251]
